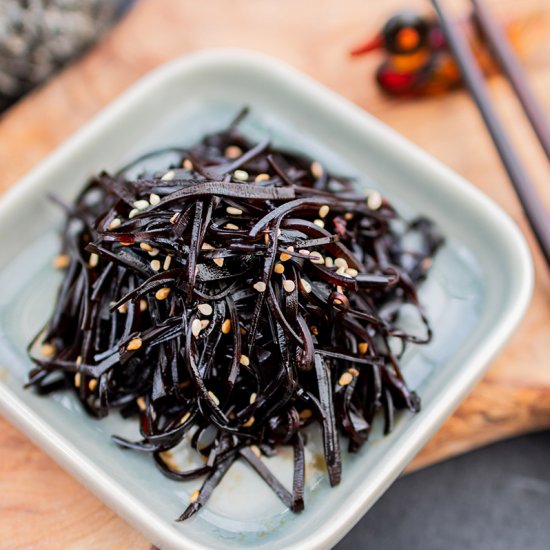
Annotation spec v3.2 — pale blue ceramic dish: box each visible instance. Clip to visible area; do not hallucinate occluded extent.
[0,50,533,549]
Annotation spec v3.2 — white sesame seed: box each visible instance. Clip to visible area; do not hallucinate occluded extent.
[140,243,153,251]
[314,219,325,228]
[148,248,160,257]
[221,319,232,334]
[74,372,81,388]
[161,170,175,181]
[319,205,330,218]
[225,145,242,159]
[255,173,270,182]
[280,246,294,262]
[134,199,149,211]
[226,206,243,216]
[183,159,193,171]
[243,416,255,428]
[197,303,213,316]
[170,213,179,224]
[139,299,148,312]
[89,253,99,268]
[250,444,261,457]
[163,255,172,270]
[274,263,285,274]
[358,342,369,355]
[127,337,143,351]
[155,287,171,301]
[253,281,266,292]
[208,390,220,406]
[283,280,296,293]
[53,254,70,269]
[344,212,354,220]
[310,161,324,179]
[108,218,121,230]
[300,279,312,293]
[233,169,248,181]
[179,412,191,425]
[150,259,161,271]
[346,268,359,277]
[298,249,310,256]
[200,319,210,330]
[191,319,202,337]
[249,392,257,404]
[367,191,383,210]
[128,208,139,219]
[240,355,250,366]
[309,251,324,264]
[118,304,128,314]
[136,396,146,411]
[149,193,161,205]
[225,223,239,230]
[40,343,56,357]
[334,258,348,269]
[338,372,353,386]
[336,266,347,276]
[88,379,98,391]
[325,257,334,268]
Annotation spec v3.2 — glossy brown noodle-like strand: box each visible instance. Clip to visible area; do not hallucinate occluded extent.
[27,109,443,520]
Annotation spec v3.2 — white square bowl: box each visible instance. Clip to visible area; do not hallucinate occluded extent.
[0,50,533,549]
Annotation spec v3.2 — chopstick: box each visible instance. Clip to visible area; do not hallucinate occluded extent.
[431,0,550,267]
[471,0,550,162]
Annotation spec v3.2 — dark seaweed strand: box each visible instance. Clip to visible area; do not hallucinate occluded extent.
[27,109,443,520]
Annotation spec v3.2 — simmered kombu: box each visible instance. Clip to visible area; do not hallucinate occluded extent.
[28,110,442,520]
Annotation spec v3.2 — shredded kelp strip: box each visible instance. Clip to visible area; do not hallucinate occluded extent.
[28,108,443,519]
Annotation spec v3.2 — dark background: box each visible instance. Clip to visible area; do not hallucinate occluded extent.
[335,431,550,550]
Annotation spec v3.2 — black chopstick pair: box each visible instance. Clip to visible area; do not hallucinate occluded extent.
[431,0,550,267]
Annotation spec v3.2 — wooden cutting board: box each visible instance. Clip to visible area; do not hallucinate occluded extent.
[1,0,550,547]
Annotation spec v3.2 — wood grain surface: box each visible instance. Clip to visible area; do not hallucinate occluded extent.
[1,0,549,547]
